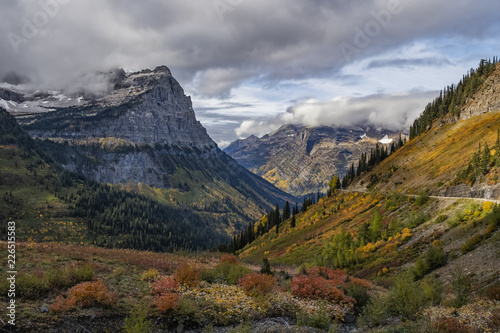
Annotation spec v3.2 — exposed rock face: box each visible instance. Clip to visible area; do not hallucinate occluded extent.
[225,124,398,197]
[440,183,500,200]
[3,66,295,228]
[461,63,500,119]
[17,66,215,149]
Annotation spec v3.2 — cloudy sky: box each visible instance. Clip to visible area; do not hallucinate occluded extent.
[1,0,499,147]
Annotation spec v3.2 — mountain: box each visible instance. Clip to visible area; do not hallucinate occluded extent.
[237,60,500,293]
[1,66,295,243]
[351,61,500,198]
[224,124,400,197]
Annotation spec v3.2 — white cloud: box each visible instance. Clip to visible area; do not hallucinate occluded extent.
[235,120,281,139]
[283,92,436,130]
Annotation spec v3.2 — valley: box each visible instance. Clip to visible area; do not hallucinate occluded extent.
[1,56,500,332]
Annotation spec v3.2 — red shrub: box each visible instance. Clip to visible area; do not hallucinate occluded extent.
[348,277,372,288]
[151,276,178,295]
[291,275,353,303]
[220,254,239,265]
[155,292,180,313]
[174,264,199,287]
[306,267,348,285]
[239,273,277,296]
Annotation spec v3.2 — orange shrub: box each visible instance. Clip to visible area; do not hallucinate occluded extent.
[151,276,178,295]
[49,294,75,313]
[239,273,277,296]
[174,264,199,287]
[68,280,117,308]
[220,254,239,265]
[291,275,353,304]
[155,292,179,313]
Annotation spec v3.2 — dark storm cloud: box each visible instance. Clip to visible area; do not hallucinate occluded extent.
[1,0,499,97]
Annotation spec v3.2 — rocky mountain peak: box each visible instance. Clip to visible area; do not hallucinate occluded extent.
[6,66,215,149]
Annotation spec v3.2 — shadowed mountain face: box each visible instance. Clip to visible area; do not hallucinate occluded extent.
[2,66,296,234]
[225,124,398,197]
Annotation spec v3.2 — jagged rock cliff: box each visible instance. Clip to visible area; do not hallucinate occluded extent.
[3,66,295,231]
[461,63,500,120]
[225,124,398,197]
[17,66,215,148]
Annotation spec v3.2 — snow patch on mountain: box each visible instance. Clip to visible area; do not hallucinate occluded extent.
[379,135,393,144]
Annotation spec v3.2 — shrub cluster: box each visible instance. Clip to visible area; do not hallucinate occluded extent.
[50,279,117,313]
[151,276,179,313]
[174,264,199,287]
[8,263,95,300]
[239,273,277,297]
[291,267,356,305]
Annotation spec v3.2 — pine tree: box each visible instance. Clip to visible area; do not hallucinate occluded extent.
[283,201,291,221]
[291,215,296,228]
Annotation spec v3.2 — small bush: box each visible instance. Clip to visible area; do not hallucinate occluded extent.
[407,212,430,228]
[68,263,95,283]
[461,233,483,254]
[173,297,210,326]
[69,279,117,308]
[155,293,179,313]
[220,254,239,265]
[450,269,471,308]
[43,269,69,290]
[433,317,472,333]
[297,303,332,330]
[174,264,199,287]
[141,268,159,283]
[341,283,370,310]
[17,273,46,299]
[307,267,347,285]
[435,215,449,224]
[387,272,424,319]
[151,276,178,295]
[291,275,351,303]
[260,257,272,275]
[421,276,444,306]
[415,194,429,207]
[200,262,252,285]
[50,279,117,312]
[49,294,76,313]
[124,304,152,333]
[358,295,389,328]
[239,273,277,297]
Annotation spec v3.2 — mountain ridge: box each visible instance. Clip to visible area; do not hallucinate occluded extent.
[225,123,400,197]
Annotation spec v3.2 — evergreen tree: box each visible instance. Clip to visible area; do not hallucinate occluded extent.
[283,201,291,221]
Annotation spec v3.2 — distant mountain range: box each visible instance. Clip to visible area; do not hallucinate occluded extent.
[225,124,402,197]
